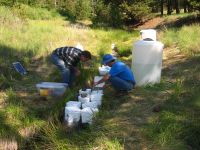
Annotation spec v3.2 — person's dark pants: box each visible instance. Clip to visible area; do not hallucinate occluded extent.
[51,53,75,87]
[109,76,135,91]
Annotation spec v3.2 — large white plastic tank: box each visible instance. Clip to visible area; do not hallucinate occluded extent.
[140,29,157,41]
[132,40,164,86]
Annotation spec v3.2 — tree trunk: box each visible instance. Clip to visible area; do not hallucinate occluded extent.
[167,0,172,15]
[183,0,187,13]
[160,0,164,16]
[175,0,180,14]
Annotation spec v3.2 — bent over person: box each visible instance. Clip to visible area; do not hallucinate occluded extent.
[51,46,91,87]
[94,54,135,94]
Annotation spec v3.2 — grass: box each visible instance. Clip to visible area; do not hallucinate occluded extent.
[0,5,200,150]
[0,5,138,149]
[160,24,200,55]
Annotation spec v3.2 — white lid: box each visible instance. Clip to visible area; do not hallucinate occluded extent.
[36,82,68,89]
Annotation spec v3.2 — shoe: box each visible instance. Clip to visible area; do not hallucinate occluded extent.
[114,90,131,97]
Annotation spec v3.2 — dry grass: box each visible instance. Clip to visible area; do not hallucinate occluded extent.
[0,138,18,150]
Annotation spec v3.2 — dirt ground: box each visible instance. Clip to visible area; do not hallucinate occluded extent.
[136,17,165,30]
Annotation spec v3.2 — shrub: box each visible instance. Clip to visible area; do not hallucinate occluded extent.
[12,4,60,20]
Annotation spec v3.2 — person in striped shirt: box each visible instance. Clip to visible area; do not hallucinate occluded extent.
[51,46,91,87]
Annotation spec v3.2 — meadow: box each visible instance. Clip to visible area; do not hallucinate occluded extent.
[0,5,200,150]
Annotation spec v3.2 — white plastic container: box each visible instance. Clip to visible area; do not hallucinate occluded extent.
[91,90,103,95]
[82,101,98,109]
[98,65,110,76]
[81,107,99,124]
[66,101,81,108]
[94,76,105,88]
[140,29,157,41]
[79,89,91,96]
[78,95,90,104]
[132,40,164,86]
[36,82,67,97]
[90,93,103,106]
[64,107,81,126]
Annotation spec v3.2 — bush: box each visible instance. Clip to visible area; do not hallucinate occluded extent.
[120,1,151,24]
[58,0,92,21]
[91,1,112,27]
[92,0,152,27]
[189,0,200,12]
[12,4,60,20]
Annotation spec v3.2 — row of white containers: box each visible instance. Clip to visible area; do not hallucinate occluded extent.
[64,76,104,126]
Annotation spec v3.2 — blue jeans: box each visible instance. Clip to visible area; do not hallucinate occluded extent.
[109,76,135,91]
[51,53,75,87]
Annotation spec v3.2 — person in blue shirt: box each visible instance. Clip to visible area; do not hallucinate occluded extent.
[94,54,136,92]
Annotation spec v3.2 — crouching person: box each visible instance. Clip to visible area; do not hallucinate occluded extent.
[51,46,91,88]
[94,54,136,94]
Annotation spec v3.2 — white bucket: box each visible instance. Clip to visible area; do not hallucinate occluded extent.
[79,89,91,95]
[81,107,99,124]
[99,65,110,76]
[66,101,81,108]
[78,95,90,104]
[82,101,98,109]
[64,107,81,126]
[90,93,103,106]
[91,90,103,95]
[132,40,164,86]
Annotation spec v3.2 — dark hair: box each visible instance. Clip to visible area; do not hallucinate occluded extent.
[81,51,92,59]
[110,59,115,63]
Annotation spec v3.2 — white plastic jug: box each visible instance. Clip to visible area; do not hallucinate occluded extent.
[132,40,164,86]
[81,107,99,124]
[78,95,90,104]
[99,65,111,76]
[66,101,81,108]
[64,107,81,126]
[91,90,103,95]
[90,93,103,106]
[140,29,157,41]
[82,101,98,109]
[79,89,91,97]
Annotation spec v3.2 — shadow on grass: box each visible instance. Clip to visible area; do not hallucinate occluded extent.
[156,14,200,29]
[0,44,35,89]
[0,44,66,148]
[144,55,200,149]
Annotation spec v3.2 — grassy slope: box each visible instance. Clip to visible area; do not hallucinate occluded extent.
[0,6,138,149]
[0,6,200,149]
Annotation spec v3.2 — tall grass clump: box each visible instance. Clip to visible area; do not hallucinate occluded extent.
[177,24,200,55]
[0,6,23,27]
[161,24,200,56]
